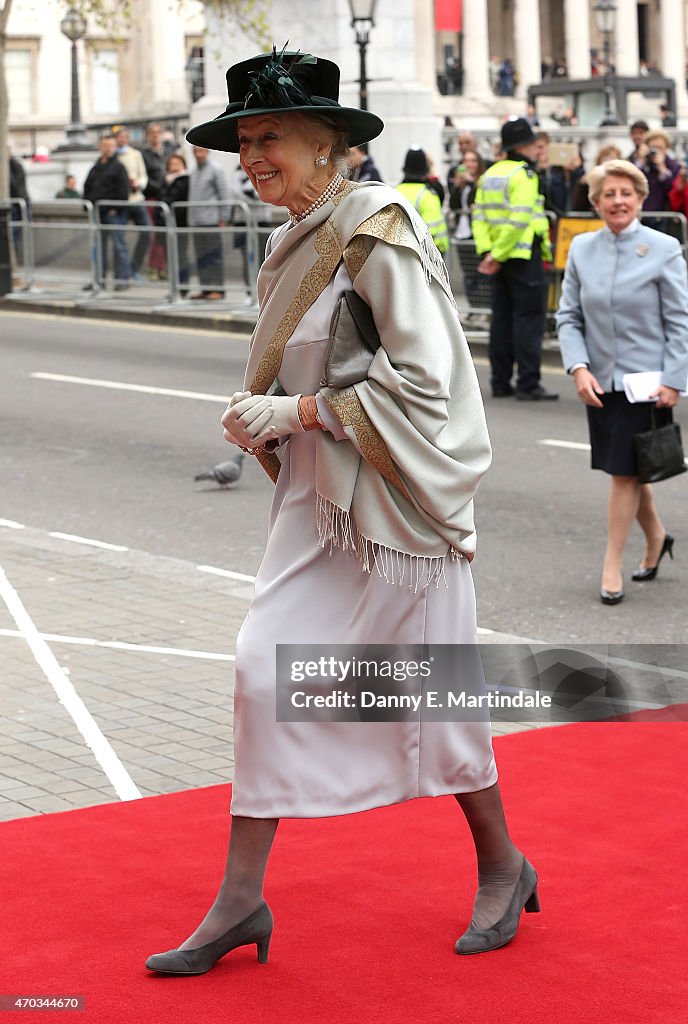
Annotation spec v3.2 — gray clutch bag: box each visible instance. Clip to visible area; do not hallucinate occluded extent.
[321,290,381,389]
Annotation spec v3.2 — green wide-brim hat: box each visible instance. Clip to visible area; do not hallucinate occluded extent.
[186,48,384,154]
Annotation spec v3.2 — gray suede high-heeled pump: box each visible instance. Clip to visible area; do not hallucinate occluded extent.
[145,901,273,975]
[454,857,540,955]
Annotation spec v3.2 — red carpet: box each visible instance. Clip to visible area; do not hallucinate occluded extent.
[3,723,687,1024]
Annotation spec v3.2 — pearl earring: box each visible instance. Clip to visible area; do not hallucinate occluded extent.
[315,155,328,167]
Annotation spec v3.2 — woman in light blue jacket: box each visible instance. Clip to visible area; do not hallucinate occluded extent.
[556,159,688,605]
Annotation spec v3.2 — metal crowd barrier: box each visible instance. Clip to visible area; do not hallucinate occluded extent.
[163,199,260,311]
[1,198,284,311]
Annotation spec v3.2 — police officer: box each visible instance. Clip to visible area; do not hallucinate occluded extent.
[473,118,558,400]
[396,148,449,257]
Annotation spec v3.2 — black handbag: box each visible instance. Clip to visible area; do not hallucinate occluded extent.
[321,290,381,389]
[634,407,688,484]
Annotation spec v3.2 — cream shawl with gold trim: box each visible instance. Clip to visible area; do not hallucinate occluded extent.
[244,181,491,589]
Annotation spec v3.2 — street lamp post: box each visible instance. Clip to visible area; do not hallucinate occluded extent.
[593,1,621,126]
[347,0,377,111]
[55,7,91,150]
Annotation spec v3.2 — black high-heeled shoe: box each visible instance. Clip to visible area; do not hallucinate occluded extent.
[145,901,273,975]
[632,533,674,581]
[454,857,540,955]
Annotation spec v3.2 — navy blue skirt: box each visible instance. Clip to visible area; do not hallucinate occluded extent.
[586,391,673,476]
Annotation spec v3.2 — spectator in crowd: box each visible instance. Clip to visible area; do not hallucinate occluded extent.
[141,123,166,202]
[659,103,677,128]
[160,152,190,298]
[83,134,131,290]
[8,148,31,263]
[534,131,584,215]
[395,147,449,258]
[667,158,688,218]
[161,129,179,157]
[498,58,515,96]
[552,57,568,78]
[141,123,169,281]
[349,144,383,182]
[445,54,462,94]
[526,103,540,127]
[541,56,553,80]
[626,119,649,161]
[449,149,486,313]
[552,105,577,126]
[473,117,557,400]
[55,174,81,199]
[631,129,680,214]
[446,131,478,191]
[188,145,231,300]
[114,126,150,282]
[570,145,622,211]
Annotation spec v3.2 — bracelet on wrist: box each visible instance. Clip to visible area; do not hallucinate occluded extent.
[297,395,324,431]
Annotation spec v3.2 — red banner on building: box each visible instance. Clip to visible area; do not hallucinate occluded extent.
[435,0,462,33]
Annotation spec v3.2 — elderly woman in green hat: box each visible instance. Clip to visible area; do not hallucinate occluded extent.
[146,47,540,975]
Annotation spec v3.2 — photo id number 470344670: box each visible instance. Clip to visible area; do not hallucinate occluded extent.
[0,995,85,1011]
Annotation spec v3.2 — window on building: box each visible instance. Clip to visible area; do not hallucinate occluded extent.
[91,48,121,114]
[6,49,34,117]
[185,40,205,104]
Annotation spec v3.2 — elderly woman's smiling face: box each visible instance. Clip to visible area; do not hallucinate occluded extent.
[238,112,332,214]
[596,173,644,234]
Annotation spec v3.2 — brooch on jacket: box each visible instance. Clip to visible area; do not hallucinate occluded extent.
[636,243,649,256]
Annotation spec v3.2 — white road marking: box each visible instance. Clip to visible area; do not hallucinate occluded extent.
[31,372,231,404]
[539,438,591,451]
[197,564,257,583]
[0,519,25,529]
[0,562,141,802]
[0,628,234,662]
[49,531,129,551]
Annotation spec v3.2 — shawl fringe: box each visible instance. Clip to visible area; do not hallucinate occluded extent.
[316,494,463,592]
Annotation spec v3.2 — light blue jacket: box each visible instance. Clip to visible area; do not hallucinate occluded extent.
[555,222,688,392]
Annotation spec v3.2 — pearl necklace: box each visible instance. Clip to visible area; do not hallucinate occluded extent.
[289,174,345,224]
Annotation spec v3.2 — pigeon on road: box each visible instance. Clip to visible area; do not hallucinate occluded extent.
[194,452,244,486]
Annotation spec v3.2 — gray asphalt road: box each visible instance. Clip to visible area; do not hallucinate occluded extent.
[2,310,687,643]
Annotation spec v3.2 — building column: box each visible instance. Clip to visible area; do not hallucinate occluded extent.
[514,0,542,97]
[564,0,590,79]
[614,0,640,77]
[660,0,688,113]
[462,0,491,97]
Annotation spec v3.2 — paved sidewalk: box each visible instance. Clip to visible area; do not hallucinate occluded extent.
[0,523,551,823]
[0,524,251,821]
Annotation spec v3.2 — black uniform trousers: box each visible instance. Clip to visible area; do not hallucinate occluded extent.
[488,243,546,394]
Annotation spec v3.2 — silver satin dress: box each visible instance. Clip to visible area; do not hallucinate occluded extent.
[230,243,498,819]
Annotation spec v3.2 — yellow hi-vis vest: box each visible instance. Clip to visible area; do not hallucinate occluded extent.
[472,159,552,263]
[395,182,449,253]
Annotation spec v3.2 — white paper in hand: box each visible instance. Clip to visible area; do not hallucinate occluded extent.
[622,371,688,403]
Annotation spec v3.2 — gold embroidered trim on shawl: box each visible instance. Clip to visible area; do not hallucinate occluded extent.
[352,204,408,247]
[323,387,410,501]
[342,234,373,281]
